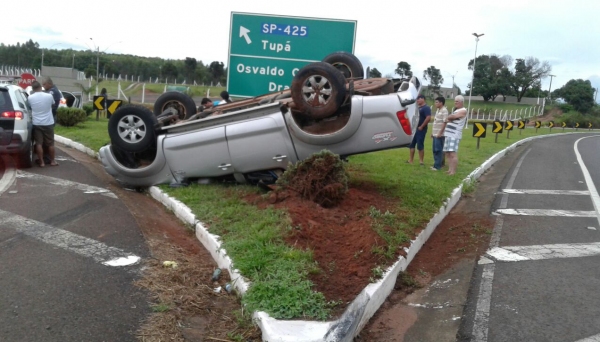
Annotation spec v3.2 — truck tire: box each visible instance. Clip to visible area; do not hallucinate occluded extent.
[291,62,347,120]
[322,51,364,79]
[109,105,157,153]
[153,91,196,120]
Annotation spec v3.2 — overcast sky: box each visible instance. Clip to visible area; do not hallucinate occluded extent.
[3,0,599,100]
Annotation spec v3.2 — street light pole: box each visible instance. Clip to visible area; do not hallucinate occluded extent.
[466,33,484,126]
[547,74,556,103]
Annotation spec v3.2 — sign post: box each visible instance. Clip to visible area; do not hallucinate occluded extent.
[548,121,555,132]
[228,12,357,97]
[93,95,105,121]
[518,120,525,135]
[575,122,580,131]
[504,120,514,139]
[492,120,503,143]
[472,122,487,149]
[562,121,566,132]
[589,122,593,131]
[535,120,541,133]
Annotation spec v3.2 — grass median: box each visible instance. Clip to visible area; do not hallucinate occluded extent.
[56,113,573,320]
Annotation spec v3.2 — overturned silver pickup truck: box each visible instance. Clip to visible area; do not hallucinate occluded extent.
[99,53,421,188]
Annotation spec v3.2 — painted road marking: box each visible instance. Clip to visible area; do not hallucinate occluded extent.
[575,333,600,342]
[0,209,140,269]
[472,148,532,341]
[500,189,590,196]
[575,137,600,227]
[487,243,600,262]
[0,155,17,196]
[16,171,117,199]
[495,209,597,217]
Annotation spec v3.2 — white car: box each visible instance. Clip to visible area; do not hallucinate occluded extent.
[0,83,34,168]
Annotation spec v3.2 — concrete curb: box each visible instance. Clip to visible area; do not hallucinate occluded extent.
[54,132,595,341]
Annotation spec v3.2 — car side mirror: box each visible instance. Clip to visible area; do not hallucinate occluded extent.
[400,99,416,107]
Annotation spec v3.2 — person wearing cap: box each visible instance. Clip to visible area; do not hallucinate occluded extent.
[430,96,448,171]
[407,94,431,165]
[443,95,468,175]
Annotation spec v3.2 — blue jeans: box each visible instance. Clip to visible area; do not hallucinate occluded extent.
[432,136,445,169]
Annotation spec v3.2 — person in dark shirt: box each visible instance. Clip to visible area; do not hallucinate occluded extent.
[407,94,431,165]
[220,90,232,103]
[42,77,61,120]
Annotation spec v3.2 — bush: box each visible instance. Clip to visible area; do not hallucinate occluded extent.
[56,107,87,127]
[82,103,94,116]
[277,150,349,207]
[558,103,573,113]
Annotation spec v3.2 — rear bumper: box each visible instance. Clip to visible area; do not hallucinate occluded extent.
[0,133,30,154]
[98,139,175,187]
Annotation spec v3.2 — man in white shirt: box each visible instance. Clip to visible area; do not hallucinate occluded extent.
[28,81,58,167]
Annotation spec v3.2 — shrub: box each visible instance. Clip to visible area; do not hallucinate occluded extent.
[277,150,349,207]
[558,103,573,113]
[82,103,94,116]
[56,107,87,127]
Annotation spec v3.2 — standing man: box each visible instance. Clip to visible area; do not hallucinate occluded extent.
[443,95,467,175]
[28,81,58,167]
[407,94,431,165]
[430,96,448,171]
[42,77,61,120]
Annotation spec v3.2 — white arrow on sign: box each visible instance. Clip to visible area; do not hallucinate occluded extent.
[239,26,252,44]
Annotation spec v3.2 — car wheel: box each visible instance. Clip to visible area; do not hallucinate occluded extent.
[153,92,196,120]
[322,51,364,79]
[17,139,33,168]
[291,62,347,120]
[108,105,158,153]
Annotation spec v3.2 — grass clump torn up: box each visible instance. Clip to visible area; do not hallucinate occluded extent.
[159,183,332,320]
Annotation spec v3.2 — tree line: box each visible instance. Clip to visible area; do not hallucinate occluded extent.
[0,40,227,85]
[369,55,596,114]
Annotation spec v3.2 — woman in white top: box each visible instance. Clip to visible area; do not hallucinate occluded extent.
[442,95,467,175]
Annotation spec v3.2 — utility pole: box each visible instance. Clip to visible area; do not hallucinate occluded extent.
[548,74,556,103]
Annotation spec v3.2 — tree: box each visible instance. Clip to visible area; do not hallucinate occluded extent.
[510,57,552,102]
[369,67,382,78]
[395,61,412,78]
[183,57,197,83]
[553,79,596,113]
[467,54,513,101]
[162,61,178,82]
[208,61,225,84]
[423,66,444,96]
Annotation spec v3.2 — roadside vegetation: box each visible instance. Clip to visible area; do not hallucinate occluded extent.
[52,102,590,320]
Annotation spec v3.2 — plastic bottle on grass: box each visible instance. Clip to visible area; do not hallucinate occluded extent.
[211,268,222,282]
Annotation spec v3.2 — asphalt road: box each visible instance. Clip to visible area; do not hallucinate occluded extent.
[0,149,150,341]
[460,133,600,342]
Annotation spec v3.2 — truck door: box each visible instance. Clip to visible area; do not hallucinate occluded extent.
[226,115,297,174]
[162,126,234,178]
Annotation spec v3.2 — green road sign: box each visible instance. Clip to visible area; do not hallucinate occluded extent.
[228,12,357,97]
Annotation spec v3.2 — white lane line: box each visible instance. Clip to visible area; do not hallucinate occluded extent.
[575,333,600,342]
[500,189,590,195]
[487,243,600,262]
[575,137,600,227]
[473,264,495,341]
[0,155,17,196]
[0,209,140,268]
[17,171,117,199]
[495,209,597,217]
[471,148,532,341]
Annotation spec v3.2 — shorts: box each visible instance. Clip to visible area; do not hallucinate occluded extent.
[33,125,55,147]
[409,130,427,150]
[443,136,460,152]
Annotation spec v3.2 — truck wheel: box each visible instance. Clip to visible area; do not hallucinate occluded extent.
[153,91,196,120]
[291,62,347,120]
[322,51,364,79]
[108,105,157,153]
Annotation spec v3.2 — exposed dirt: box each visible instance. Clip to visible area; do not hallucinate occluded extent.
[65,137,526,341]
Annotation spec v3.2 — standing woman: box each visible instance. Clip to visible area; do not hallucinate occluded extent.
[442,95,468,175]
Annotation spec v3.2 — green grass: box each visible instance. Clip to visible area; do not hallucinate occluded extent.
[54,116,110,151]
[54,102,586,320]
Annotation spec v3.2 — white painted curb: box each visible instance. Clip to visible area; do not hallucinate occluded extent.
[55,131,599,341]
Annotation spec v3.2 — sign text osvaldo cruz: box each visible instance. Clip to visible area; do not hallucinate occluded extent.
[227,12,356,97]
